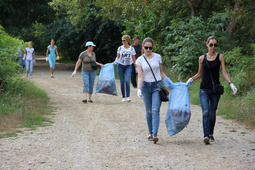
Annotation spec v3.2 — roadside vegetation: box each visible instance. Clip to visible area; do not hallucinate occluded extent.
[0,77,54,139]
[188,80,255,127]
[0,26,54,138]
[0,0,254,135]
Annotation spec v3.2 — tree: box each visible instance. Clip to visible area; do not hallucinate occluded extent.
[0,0,55,35]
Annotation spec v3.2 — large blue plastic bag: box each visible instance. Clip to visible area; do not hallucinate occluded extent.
[95,63,118,96]
[165,82,191,136]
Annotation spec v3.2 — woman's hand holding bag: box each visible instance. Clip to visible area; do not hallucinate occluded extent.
[163,77,173,88]
[186,78,193,86]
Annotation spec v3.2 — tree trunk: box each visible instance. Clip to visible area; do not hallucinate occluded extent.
[226,3,241,36]
[185,0,203,16]
[185,0,195,16]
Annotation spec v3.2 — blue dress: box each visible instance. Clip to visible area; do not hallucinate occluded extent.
[48,45,57,69]
[48,45,57,58]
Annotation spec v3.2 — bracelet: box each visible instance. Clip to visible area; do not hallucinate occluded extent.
[228,81,232,84]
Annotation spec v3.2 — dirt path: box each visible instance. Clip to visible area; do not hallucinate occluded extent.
[1,56,255,169]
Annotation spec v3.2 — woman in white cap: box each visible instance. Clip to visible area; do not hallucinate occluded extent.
[71,41,103,103]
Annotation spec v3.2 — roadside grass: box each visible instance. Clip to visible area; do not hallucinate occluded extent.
[188,79,255,128]
[0,77,55,139]
[217,87,255,127]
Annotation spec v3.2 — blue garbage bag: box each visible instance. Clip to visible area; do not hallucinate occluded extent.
[95,63,118,96]
[15,54,25,69]
[19,54,25,68]
[165,82,191,136]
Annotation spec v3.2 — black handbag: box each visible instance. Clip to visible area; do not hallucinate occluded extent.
[204,54,224,95]
[143,55,169,102]
[89,57,98,70]
[158,86,169,102]
[212,84,224,94]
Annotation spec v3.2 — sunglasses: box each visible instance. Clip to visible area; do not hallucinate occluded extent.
[122,40,126,42]
[209,43,218,47]
[144,46,153,50]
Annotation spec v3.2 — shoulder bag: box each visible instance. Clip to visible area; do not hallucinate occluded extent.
[204,54,224,95]
[143,55,169,102]
[89,56,98,70]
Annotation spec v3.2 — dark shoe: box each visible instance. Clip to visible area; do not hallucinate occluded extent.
[204,137,210,145]
[153,135,159,144]
[148,133,153,141]
[209,135,215,142]
[88,100,93,103]
[82,99,87,103]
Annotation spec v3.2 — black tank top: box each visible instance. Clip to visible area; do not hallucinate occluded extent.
[200,54,221,90]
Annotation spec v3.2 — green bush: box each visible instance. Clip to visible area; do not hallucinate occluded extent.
[162,13,229,77]
[223,45,255,94]
[0,26,26,88]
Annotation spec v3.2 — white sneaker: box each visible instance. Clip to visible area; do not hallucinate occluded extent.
[122,98,126,102]
[126,97,131,102]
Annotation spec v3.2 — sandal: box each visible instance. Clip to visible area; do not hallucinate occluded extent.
[153,135,159,144]
[88,100,93,103]
[148,133,153,141]
[82,99,87,103]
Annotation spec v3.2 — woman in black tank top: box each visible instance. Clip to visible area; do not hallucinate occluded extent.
[186,36,237,145]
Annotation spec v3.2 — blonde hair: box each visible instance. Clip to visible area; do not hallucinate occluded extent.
[122,35,131,44]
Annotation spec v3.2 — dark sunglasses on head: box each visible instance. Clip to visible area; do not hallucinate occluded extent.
[122,40,126,42]
[144,46,153,50]
[209,43,218,47]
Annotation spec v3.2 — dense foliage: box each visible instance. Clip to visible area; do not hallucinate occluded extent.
[1,0,254,92]
[0,26,26,88]
[0,0,254,127]
[0,0,55,36]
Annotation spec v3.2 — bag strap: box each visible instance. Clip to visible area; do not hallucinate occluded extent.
[143,55,160,88]
[204,54,215,85]
[88,55,94,62]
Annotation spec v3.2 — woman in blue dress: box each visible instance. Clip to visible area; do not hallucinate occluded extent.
[46,39,60,78]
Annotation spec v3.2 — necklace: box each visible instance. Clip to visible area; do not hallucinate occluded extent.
[207,53,217,61]
[208,53,217,58]
[144,53,153,59]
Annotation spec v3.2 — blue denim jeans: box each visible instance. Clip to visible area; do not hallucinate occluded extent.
[25,60,34,76]
[82,70,97,94]
[117,64,132,98]
[142,81,163,136]
[199,89,221,137]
